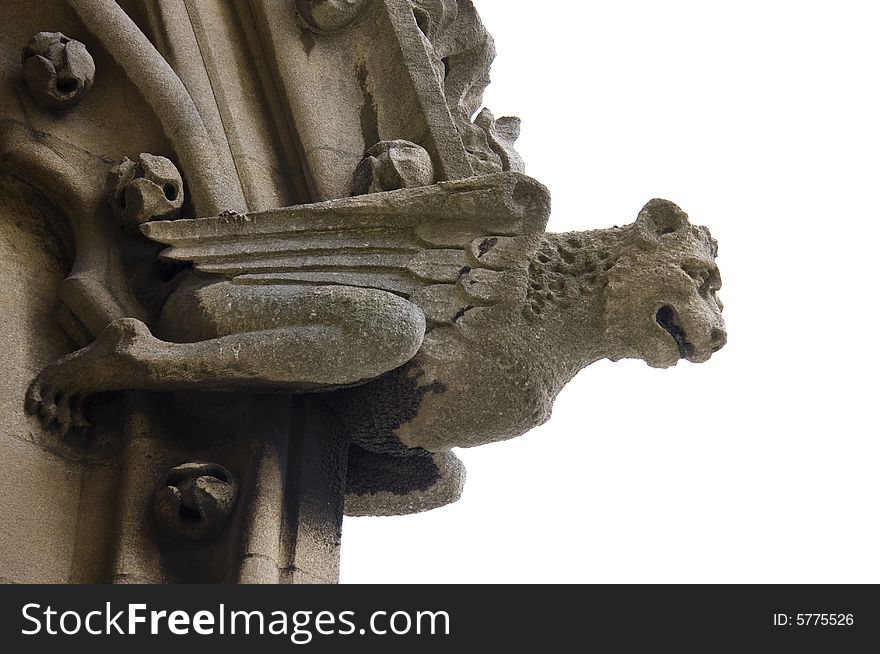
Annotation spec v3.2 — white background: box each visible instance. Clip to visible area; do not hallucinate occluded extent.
[341,0,880,582]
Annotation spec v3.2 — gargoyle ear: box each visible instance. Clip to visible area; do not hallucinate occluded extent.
[636,198,689,238]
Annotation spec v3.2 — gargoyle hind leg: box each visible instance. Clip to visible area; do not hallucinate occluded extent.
[26,282,426,434]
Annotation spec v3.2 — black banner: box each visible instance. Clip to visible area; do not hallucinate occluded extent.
[0,584,875,652]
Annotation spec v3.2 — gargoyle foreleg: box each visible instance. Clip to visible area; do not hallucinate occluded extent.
[26,282,426,434]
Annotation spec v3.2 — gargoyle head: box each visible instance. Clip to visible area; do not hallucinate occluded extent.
[605,199,726,368]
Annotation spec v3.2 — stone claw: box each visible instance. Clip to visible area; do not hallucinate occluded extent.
[25,378,90,438]
[23,317,155,437]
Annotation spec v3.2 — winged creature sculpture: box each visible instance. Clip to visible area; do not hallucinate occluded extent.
[25,169,725,514]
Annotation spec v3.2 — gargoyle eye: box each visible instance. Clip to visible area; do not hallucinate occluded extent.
[682,264,720,294]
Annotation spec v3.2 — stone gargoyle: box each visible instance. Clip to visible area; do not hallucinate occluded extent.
[25,171,725,515]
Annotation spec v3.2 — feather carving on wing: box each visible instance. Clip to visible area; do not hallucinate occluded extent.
[142,172,550,329]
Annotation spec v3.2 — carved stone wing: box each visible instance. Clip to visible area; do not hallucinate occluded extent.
[142,172,549,322]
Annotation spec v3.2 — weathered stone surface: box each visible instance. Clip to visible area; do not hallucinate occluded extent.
[0,437,81,583]
[0,0,725,581]
[345,449,465,516]
[352,139,435,195]
[0,174,80,583]
[475,108,524,173]
[411,1,523,174]
[295,0,370,33]
[68,462,121,583]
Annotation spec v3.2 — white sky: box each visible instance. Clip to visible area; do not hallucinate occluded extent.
[341,1,880,582]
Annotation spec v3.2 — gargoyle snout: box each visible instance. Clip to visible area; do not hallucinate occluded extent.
[710,326,727,352]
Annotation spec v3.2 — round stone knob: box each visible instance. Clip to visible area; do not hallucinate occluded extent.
[21,32,95,111]
[295,0,369,32]
[153,462,238,543]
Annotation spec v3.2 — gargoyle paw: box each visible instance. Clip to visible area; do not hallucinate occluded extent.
[25,381,90,438]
